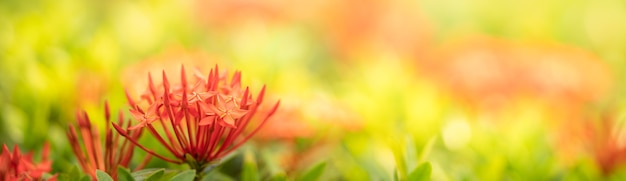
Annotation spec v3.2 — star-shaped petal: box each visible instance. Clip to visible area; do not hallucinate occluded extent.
[128,102,161,130]
[206,103,248,128]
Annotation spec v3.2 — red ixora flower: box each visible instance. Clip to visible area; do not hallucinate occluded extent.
[113,65,280,176]
[0,143,55,181]
[66,101,150,179]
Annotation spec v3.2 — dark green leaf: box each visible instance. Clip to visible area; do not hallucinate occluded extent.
[297,162,326,181]
[145,169,164,181]
[96,170,114,181]
[117,166,135,181]
[407,162,431,181]
[170,170,195,181]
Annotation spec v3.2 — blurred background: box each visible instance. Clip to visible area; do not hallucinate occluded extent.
[2,0,626,180]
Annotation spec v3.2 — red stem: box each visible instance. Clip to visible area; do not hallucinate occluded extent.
[112,123,183,164]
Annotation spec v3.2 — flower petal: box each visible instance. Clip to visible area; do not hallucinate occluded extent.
[199,116,215,126]
[198,91,217,101]
[188,106,200,117]
[221,116,237,128]
[230,109,248,120]
[174,108,185,125]
[147,116,159,124]
[191,81,204,92]
[128,122,146,130]
[206,104,223,115]
[147,102,160,115]
[129,109,144,121]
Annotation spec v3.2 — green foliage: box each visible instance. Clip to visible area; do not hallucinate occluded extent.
[169,170,195,181]
[145,169,164,181]
[241,150,260,181]
[57,166,90,181]
[204,170,236,181]
[118,167,135,181]
[407,162,431,181]
[268,173,287,181]
[93,168,198,181]
[132,169,165,181]
[418,138,436,162]
[297,162,327,181]
[96,170,114,181]
[388,136,436,181]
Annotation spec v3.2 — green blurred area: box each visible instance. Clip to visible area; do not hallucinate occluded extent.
[2,0,626,180]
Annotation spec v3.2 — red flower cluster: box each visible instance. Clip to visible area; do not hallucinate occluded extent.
[0,144,55,181]
[113,65,279,172]
[66,101,149,179]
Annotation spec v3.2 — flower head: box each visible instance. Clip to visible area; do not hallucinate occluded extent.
[66,101,149,179]
[113,65,280,175]
[128,101,161,130]
[0,143,55,181]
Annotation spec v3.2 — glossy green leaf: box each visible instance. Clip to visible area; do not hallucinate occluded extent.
[169,170,195,181]
[297,162,326,181]
[117,166,135,181]
[96,170,114,181]
[145,169,164,181]
[407,162,431,181]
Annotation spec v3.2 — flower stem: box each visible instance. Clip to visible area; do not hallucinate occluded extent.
[192,164,207,181]
[186,154,211,181]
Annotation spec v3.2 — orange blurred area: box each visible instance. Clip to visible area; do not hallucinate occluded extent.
[423,36,612,121]
[121,48,219,99]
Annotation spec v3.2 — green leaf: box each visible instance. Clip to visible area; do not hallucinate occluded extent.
[42,173,57,180]
[170,170,195,181]
[96,170,114,181]
[145,169,164,181]
[407,162,431,181]
[389,137,407,179]
[117,166,135,181]
[132,168,165,181]
[241,149,259,181]
[61,165,83,181]
[297,162,326,181]
[405,136,418,171]
[269,173,287,181]
[81,175,92,181]
[394,169,399,181]
[418,137,436,162]
[260,148,287,179]
[204,171,236,181]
